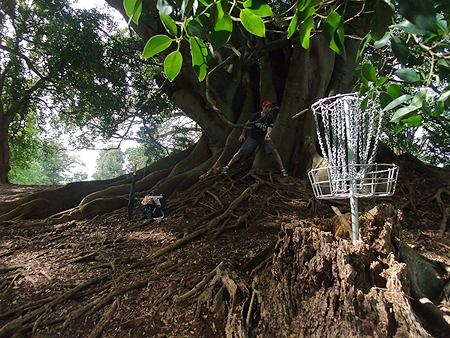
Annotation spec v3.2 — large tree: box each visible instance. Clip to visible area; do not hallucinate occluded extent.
[1,1,450,337]
[0,0,169,183]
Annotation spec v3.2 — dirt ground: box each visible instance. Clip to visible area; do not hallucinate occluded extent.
[0,168,449,337]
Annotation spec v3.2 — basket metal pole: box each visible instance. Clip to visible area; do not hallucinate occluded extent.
[344,100,359,244]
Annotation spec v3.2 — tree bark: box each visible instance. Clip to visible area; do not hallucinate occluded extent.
[254,204,441,338]
[0,112,12,184]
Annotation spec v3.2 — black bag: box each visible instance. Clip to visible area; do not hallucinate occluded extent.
[142,195,167,220]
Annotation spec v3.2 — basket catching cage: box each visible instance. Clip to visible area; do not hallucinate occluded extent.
[308,93,399,244]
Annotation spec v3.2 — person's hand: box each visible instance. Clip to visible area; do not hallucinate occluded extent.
[238,134,246,142]
[265,134,271,140]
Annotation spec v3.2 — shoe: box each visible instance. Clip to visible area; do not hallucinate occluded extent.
[281,169,288,177]
[222,165,229,174]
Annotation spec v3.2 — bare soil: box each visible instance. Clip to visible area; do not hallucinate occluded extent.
[0,168,449,337]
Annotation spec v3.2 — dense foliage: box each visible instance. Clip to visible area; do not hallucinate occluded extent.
[125,0,450,166]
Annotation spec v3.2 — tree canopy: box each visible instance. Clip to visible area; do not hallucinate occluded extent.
[0,0,180,183]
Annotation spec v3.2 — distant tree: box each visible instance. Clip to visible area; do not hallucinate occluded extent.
[124,144,148,170]
[9,139,88,185]
[92,147,125,180]
[0,0,175,183]
[9,138,87,185]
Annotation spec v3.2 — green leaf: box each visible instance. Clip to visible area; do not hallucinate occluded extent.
[438,90,450,102]
[215,13,232,31]
[373,31,390,49]
[376,77,387,88]
[396,0,438,33]
[299,16,314,49]
[395,20,428,35]
[391,36,409,65]
[288,11,299,39]
[379,92,393,109]
[243,0,273,17]
[143,35,173,58]
[164,50,183,80]
[395,121,405,133]
[160,13,178,37]
[371,0,393,41]
[124,0,142,25]
[432,103,444,117]
[387,83,403,99]
[289,7,315,39]
[210,14,233,50]
[390,103,422,123]
[361,96,369,112]
[297,7,315,22]
[190,37,209,81]
[361,63,377,82]
[357,32,371,60]
[186,19,208,40]
[240,9,265,38]
[383,94,413,111]
[403,115,422,127]
[298,0,321,11]
[323,10,341,54]
[394,68,420,83]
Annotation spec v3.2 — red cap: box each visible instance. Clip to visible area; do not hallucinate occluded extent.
[262,100,273,107]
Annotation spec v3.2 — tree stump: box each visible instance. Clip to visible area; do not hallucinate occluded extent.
[254,204,448,338]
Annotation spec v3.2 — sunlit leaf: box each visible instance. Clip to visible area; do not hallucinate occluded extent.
[143,35,173,59]
[160,13,178,37]
[288,11,299,38]
[240,9,265,37]
[299,16,314,49]
[323,10,341,54]
[210,14,232,50]
[243,0,273,17]
[376,77,387,88]
[403,115,422,127]
[298,0,321,11]
[289,7,315,39]
[190,37,209,81]
[164,50,183,80]
[124,0,142,25]
[394,68,420,83]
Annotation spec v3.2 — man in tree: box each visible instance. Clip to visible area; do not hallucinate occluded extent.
[222,101,287,177]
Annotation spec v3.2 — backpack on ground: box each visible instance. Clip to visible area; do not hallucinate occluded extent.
[141,195,167,220]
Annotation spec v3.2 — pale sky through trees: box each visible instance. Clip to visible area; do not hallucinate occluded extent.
[70,0,133,179]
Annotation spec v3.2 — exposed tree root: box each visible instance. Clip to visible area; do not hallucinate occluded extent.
[1,164,450,337]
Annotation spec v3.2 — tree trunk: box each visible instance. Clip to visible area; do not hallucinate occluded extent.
[254,204,448,337]
[0,113,12,184]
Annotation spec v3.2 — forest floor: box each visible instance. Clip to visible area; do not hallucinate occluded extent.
[0,167,450,337]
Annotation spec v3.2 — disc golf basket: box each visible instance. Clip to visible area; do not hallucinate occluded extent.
[308,93,399,245]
